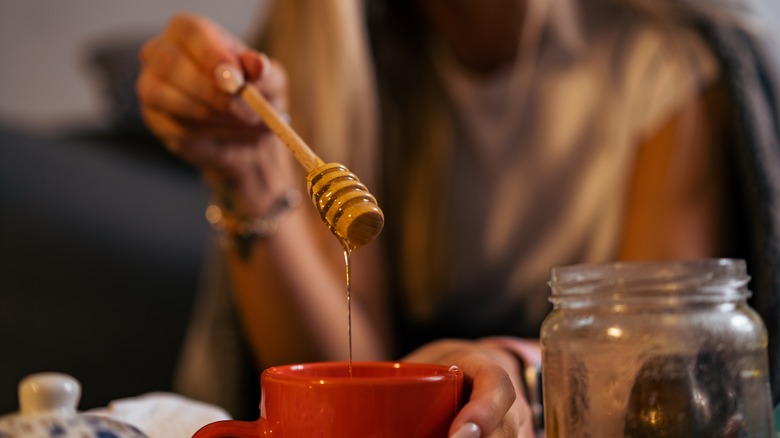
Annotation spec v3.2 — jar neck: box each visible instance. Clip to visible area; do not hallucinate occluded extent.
[548,259,751,308]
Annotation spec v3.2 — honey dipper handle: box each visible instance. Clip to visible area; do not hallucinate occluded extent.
[240,84,324,173]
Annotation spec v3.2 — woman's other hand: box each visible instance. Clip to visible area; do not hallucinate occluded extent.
[403,339,536,438]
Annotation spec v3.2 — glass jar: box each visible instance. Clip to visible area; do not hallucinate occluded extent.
[540,259,775,437]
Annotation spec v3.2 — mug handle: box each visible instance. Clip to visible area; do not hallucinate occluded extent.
[192,419,263,437]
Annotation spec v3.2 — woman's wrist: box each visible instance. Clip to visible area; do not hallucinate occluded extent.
[206,188,302,258]
[204,169,304,259]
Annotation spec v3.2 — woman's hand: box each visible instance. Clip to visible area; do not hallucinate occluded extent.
[403,339,536,438]
[137,13,296,216]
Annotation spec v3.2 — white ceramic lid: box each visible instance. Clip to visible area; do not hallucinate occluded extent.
[0,372,147,437]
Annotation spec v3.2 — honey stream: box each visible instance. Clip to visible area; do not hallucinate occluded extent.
[342,244,353,376]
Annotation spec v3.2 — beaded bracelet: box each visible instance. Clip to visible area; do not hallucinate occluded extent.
[205,189,302,258]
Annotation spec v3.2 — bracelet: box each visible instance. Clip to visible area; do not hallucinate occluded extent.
[524,360,544,435]
[205,189,302,258]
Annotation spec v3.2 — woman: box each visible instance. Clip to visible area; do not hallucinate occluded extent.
[136,0,780,435]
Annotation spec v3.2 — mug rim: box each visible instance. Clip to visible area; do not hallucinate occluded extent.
[262,361,461,386]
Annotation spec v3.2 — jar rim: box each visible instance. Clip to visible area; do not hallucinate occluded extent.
[548,258,750,302]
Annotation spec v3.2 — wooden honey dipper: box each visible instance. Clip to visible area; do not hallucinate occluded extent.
[238,84,384,249]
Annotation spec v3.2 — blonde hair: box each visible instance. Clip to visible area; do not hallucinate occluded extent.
[253,0,379,185]
[253,0,452,320]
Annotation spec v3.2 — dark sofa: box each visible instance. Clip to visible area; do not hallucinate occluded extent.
[0,125,210,413]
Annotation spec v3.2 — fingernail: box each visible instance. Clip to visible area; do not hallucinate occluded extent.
[450,422,481,438]
[214,62,245,94]
[229,98,261,125]
[259,53,271,80]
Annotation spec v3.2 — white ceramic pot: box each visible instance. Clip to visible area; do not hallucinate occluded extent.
[0,372,147,437]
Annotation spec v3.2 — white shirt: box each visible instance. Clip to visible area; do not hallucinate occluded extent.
[401,0,719,335]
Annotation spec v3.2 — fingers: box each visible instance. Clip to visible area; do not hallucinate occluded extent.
[139,13,258,123]
[141,106,271,176]
[403,340,534,438]
[240,50,272,83]
[140,35,232,112]
[239,53,288,112]
[141,107,265,148]
[136,67,214,121]
[139,14,288,126]
[255,58,288,109]
[449,356,520,438]
[165,13,242,81]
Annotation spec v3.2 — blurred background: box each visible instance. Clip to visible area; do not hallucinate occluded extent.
[0,0,266,415]
[0,0,778,417]
[0,0,267,131]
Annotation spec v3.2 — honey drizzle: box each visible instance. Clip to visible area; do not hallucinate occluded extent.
[340,240,354,377]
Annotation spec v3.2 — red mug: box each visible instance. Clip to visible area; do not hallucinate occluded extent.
[192,361,464,438]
